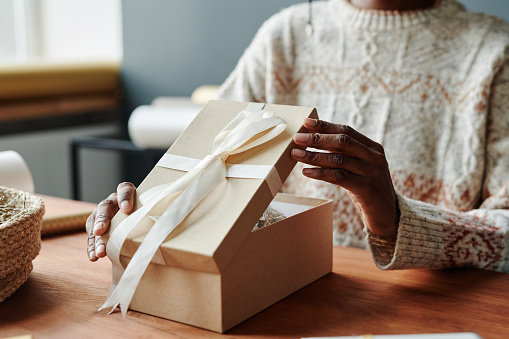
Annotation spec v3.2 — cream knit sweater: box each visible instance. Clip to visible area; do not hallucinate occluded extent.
[216,0,509,272]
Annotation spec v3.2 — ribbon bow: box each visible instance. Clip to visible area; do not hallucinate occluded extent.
[100,104,287,317]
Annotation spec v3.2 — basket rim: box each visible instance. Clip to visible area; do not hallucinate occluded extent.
[0,186,45,231]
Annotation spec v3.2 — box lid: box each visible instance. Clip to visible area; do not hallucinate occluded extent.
[108,100,317,273]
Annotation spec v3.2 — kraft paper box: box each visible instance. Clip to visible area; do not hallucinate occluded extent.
[105,100,333,333]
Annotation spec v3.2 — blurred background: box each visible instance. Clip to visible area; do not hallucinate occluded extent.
[0,0,507,203]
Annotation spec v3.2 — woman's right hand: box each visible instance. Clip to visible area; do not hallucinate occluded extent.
[86,182,136,262]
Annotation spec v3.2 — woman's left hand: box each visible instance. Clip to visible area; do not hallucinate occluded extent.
[291,118,399,239]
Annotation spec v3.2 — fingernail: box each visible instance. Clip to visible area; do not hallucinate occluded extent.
[292,148,306,158]
[96,244,105,256]
[93,221,105,235]
[304,118,317,127]
[293,133,310,142]
[302,168,313,176]
[89,251,96,260]
[121,200,130,212]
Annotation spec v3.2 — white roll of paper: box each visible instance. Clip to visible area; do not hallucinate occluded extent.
[0,151,35,193]
[128,104,201,149]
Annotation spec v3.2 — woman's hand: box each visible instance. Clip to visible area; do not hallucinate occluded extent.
[86,182,136,261]
[291,118,399,239]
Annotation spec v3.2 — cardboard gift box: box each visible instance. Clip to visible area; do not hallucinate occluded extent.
[104,100,333,333]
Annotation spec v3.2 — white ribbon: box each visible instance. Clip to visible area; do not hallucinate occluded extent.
[100,103,287,317]
[150,154,282,197]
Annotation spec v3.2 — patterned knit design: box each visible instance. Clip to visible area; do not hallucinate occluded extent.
[216,0,509,272]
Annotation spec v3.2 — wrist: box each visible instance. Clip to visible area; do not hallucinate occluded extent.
[367,198,400,240]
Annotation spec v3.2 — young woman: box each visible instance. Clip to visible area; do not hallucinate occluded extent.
[88,0,509,272]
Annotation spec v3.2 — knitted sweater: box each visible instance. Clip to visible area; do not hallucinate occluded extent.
[215,0,509,272]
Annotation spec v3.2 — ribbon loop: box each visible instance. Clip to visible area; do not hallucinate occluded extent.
[101,104,287,317]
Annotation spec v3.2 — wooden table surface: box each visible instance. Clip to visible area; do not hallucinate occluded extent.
[1,231,508,339]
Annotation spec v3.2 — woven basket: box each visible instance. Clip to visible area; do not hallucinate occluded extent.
[0,186,45,302]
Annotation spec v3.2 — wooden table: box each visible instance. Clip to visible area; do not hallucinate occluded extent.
[40,195,97,236]
[1,215,509,338]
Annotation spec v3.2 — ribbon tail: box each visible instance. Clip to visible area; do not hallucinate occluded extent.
[103,263,123,303]
[109,303,120,315]
[98,301,119,315]
[104,175,194,301]
[102,157,227,315]
[99,276,132,318]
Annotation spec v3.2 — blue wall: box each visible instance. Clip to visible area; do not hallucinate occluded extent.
[121,0,509,114]
[460,0,509,22]
[121,0,297,115]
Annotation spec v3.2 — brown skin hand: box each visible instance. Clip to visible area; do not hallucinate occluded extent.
[291,119,399,240]
[86,182,136,261]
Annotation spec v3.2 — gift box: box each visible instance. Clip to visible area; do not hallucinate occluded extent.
[103,100,333,332]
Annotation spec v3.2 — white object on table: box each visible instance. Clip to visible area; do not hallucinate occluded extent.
[303,333,483,339]
[128,99,201,149]
[0,150,34,193]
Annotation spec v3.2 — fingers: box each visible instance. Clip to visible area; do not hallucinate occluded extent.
[86,231,105,261]
[291,148,370,176]
[86,182,136,262]
[292,120,388,177]
[117,182,136,213]
[302,118,384,153]
[85,209,96,237]
[301,167,364,192]
[86,212,96,261]
[293,119,398,239]
[87,226,98,262]
[93,193,120,236]
[87,193,118,262]
[95,235,106,258]
[93,182,135,236]
[293,130,376,159]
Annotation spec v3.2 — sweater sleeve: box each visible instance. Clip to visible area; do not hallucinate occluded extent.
[366,54,509,273]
